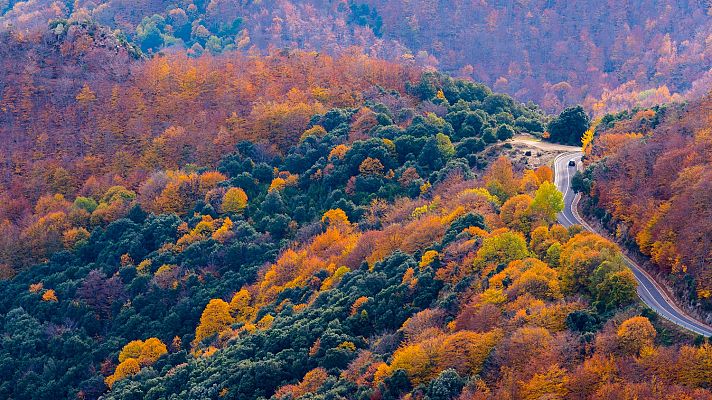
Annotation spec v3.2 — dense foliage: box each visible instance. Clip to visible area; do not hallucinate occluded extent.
[0,25,550,270]
[1,4,711,399]
[1,0,711,113]
[575,94,712,317]
[94,159,710,400]
[0,68,559,399]
[547,106,590,146]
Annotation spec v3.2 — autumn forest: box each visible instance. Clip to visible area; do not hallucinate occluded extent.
[0,1,711,400]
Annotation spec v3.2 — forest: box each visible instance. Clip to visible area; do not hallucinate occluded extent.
[1,0,711,114]
[1,46,711,397]
[575,94,712,320]
[0,2,711,400]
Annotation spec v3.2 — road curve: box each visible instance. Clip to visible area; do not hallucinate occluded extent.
[554,151,712,337]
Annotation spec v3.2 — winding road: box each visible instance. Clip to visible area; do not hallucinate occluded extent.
[553,151,712,337]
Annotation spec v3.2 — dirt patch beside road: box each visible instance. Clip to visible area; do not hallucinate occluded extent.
[483,135,581,170]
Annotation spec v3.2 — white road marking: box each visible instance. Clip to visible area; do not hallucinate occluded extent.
[553,152,578,226]
[552,149,712,337]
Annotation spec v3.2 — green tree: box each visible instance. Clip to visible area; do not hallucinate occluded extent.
[206,35,223,54]
[483,94,515,114]
[529,181,564,223]
[136,14,165,53]
[474,230,529,271]
[496,124,515,141]
[559,232,621,293]
[435,133,455,159]
[547,105,590,145]
[74,196,98,213]
[595,268,637,311]
[425,369,465,400]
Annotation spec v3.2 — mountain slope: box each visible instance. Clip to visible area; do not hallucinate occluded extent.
[578,93,712,317]
[0,4,711,400]
[2,0,711,113]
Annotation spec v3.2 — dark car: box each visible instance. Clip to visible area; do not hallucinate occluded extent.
[568,159,576,167]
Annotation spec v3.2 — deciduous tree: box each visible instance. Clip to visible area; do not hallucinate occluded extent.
[194,299,234,346]
[617,316,656,355]
[222,187,248,213]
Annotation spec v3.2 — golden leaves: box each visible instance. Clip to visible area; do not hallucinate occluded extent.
[221,187,248,213]
[194,299,234,347]
[107,338,167,387]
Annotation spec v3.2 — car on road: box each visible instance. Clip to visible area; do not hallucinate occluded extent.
[568,159,576,167]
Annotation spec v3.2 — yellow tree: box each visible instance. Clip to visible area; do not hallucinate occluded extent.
[269,177,287,192]
[505,258,562,300]
[388,342,436,385]
[275,367,329,398]
[329,144,349,160]
[300,125,327,142]
[419,250,439,269]
[559,232,620,293]
[212,217,234,243]
[118,338,167,366]
[617,316,656,355]
[359,157,385,176]
[533,165,553,184]
[76,84,97,103]
[321,208,350,228]
[256,314,274,330]
[138,338,168,366]
[199,171,227,193]
[520,170,541,192]
[521,364,569,399]
[484,157,520,202]
[105,358,140,388]
[581,118,600,155]
[229,289,254,323]
[119,340,145,362]
[221,187,248,213]
[677,343,712,387]
[194,299,234,346]
[41,289,58,302]
[473,229,529,273]
[529,226,554,257]
[500,194,534,233]
[436,329,502,376]
[351,296,369,316]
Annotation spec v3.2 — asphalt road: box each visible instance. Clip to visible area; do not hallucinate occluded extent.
[553,151,712,337]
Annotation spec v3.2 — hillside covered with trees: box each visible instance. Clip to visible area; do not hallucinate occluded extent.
[575,93,712,320]
[1,3,712,400]
[0,41,710,398]
[1,0,711,113]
